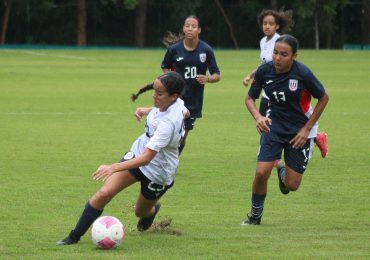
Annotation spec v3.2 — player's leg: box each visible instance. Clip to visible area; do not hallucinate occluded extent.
[277,138,314,193]
[179,116,196,154]
[134,170,174,231]
[57,170,137,245]
[242,132,282,225]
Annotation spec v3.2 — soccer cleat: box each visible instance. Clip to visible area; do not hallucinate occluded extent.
[137,203,161,232]
[56,230,80,246]
[277,163,290,195]
[241,214,261,226]
[315,132,328,158]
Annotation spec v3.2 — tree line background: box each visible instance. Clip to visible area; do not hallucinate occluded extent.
[1,0,370,49]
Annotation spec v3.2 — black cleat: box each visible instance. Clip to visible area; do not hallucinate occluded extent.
[137,203,161,232]
[56,230,80,246]
[277,163,290,195]
[241,214,261,226]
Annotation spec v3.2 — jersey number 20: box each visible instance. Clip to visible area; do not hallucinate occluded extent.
[184,66,197,79]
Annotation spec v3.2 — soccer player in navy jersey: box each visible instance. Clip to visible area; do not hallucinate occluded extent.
[242,35,329,225]
[161,15,221,154]
[243,9,328,159]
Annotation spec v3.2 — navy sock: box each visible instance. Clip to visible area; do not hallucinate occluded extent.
[251,193,266,219]
[72,202,103,239]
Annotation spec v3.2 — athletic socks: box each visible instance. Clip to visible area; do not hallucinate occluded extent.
[251,192,266,219]
[72,201,103,239]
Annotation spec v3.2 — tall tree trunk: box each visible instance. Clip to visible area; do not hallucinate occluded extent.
[1,0,12,44]
[362,0,370,45]
[270,0,278,10]
[135,0,148,47]
[314,8,319,50]
[77,0,86,46]
[214,0,239,49]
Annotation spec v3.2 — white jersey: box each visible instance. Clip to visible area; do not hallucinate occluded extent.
[260,33,280,64]
[260,33,280,99]
[131,98,187,185]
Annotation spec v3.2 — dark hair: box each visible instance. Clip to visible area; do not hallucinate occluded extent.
[162,15,201,47]
[131,71,186,102]
[275,34,299,54]
[257,9,294,33]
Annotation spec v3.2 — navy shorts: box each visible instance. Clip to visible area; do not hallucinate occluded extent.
[119,152,174,200]
[258,131,314,174]
[184,116,197,130]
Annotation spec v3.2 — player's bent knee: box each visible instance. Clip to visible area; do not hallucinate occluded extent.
[94,187,115,204]
[285,179,301,191]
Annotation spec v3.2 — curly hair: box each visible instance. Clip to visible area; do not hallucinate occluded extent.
[257,9,294,34]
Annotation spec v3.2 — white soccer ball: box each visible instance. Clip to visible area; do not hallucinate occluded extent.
[91,216,125,249]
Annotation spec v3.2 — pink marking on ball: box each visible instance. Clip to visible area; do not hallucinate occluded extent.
[99,216,117,229]
[98,237,116,249]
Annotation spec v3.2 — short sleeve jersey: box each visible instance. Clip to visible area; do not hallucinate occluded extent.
[260,33,280,64]
[131,98,188,185]
[161,40,220,117]
[248,60,326,137]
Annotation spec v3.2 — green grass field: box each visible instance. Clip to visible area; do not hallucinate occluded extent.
[0,48,369,259]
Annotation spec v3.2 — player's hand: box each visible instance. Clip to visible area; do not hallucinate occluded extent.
[196,74,208,85]
[290,128,309,149]
[93,164,114,182]
[135,107,151,122]
[243,76,251,87]
[255,116,272,134]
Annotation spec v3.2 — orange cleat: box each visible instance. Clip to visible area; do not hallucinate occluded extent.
[315,132,328,158]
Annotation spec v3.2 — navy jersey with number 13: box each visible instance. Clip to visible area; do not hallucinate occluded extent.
[249,60,326,138]
[161,40,220,118]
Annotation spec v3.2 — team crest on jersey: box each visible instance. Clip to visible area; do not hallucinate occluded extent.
[289,79,298,91]
[199,53,206,63]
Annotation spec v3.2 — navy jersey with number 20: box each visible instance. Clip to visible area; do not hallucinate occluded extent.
[161,40,220,118]
[248,60,326,138]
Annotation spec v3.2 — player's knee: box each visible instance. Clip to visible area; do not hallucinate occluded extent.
[95,187,114,204]
[285,179,301,191]
[254,169,270,182]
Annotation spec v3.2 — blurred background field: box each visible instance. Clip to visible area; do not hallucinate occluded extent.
[0,49,369,259]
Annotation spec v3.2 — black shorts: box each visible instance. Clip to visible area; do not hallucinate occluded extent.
[119,152,174,200]
[184,116,197,130]
[258,131,314,174]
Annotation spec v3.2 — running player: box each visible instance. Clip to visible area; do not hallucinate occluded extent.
[243,9,328,158]
[161,15,221,154]
[242,35,329,225]
[57,72,189,245]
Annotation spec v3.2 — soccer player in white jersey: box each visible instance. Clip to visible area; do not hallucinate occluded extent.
[243,9,328,158]
[57,72,189,245]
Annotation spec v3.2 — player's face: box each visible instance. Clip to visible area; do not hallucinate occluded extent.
[152,79,178,112]
[262,15,279,39]
[272,42,297,74]
[183,18,201,40]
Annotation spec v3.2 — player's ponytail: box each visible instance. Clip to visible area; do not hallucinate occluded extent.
[131,72,185,102]
[162,31,184,47]
[131,83,154,102]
